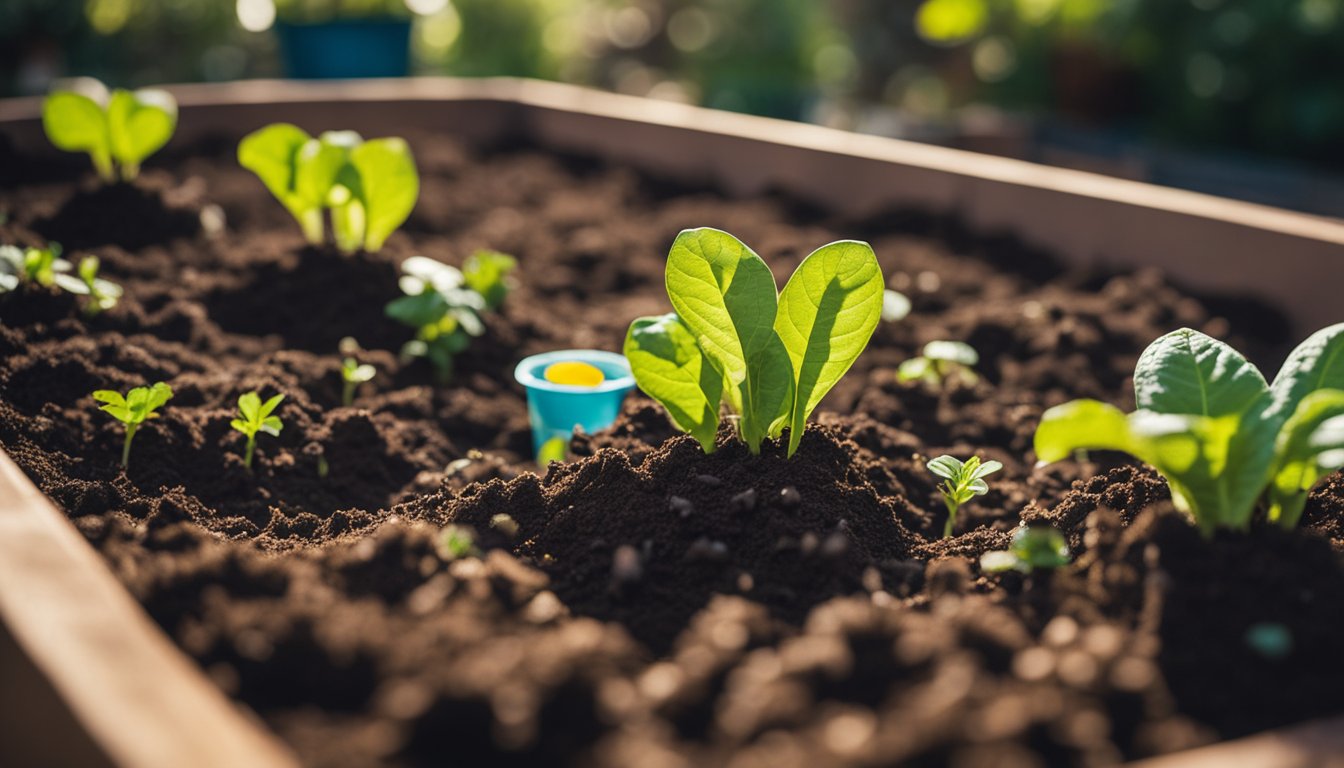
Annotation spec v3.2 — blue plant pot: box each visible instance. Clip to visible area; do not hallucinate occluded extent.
[275,19,412,80]
[514,350,635,458]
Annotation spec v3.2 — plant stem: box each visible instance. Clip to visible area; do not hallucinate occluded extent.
[300,208,325,245]
[342,379,355,407]
[121,425,136,469]
[243,437,255,470]
[942,496,958,538]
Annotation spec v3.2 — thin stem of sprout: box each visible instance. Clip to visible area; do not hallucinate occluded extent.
[121,424,136,469]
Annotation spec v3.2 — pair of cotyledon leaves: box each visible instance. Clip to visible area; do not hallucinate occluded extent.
[238,123,418,254]
[1036,323,1344,532]
[625,228,885,458]
[44,78,176,183]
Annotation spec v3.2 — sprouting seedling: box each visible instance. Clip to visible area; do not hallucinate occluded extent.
[230,392,285,470]
[0,245,123,314]
[237,124,418,253]
[928,454,1003,537]
[437,524,478,561]
[65,256,123,316]
[898,340,979,387]
[463,249,518,311]
[92,382,174,469]
[1035,324,1344,534]
[341,357,376,406]
[980,524,1070,574]
[625,228,884,457]
[43,78,176,183]
[386,255,514,382]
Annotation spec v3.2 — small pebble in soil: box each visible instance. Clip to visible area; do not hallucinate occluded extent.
[668,496,694,518]
[694,473,722,487]
[820,531,849,558]
[686,538,729,562]
[778,486,801,509]
[736,572,754,592]
[489,513,519,539]
[800,532,820,556]
[730,488,758,513]
[611,545,643,592]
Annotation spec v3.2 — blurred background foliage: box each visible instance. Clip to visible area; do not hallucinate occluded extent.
[2,0,1343,211]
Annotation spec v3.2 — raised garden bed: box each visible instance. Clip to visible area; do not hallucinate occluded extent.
[2,78,1344,767]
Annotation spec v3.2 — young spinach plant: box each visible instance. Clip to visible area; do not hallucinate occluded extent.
[898,340,979,387]
[928,454,1003,537]
[0,245,123,314]
[238,124,418,253]
[625,228,884,457]
[231,392,285,470]
[386,253,514,382]
[44,78,176,182]
[93,382,173,469]
[980,523,1070,573]
[1035,324,1344,533]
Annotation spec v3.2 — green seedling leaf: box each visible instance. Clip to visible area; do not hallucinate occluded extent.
[1267,389,1344,527]
[928,454,1002,537]
[106,88,176,180]
[93,381,173,468]
[341,357,376,407]
[775,240,884,456]
[43,81,113,181]
[0,246,21,292]
[898,340,979,386]
[231,391,285,469]
[387,256,498,383]
[980,523,1070,574]
[349,137,418,252]
[665,228,793,452]
[239,123,326,244]
[625,313,723,453]
[1267,323,1344,418]
[437,524,478,560]
[463,250,518,310]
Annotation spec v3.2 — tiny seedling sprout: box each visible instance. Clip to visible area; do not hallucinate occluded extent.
[980,524,1071,574]
[898,340,979,387]
[43,78,177,182]
[438,524,478,560]
[341,357,376,407]
[386,254,515,382]
[92,382,173,469]
[231,391,285,470]
[0,245,122,314]
[928,454,1003,537]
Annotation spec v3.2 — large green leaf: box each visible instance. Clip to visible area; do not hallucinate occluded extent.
[1267,388,1344,527]
[665,228,791,451]
[1268,322,1344,419]
[106,88,176,179]
[238,123,320,241]
[43,90,112,180]
[350,137,418,252]
[625,313,723,452]
[1133,328,1270,417]
[774,240,884,456]
[1034,399,1139,463]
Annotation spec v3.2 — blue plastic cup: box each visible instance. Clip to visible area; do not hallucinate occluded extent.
[514,350,636,459]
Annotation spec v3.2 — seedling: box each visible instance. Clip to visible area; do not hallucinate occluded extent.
[1035,324,1344,533]
[928,454,1003,537]
[626,228,884,457]
[980,524,1070,573]
[463,250,517,310]
[898,340,979,387]
[66,256,123,316]
[43,78,176,182]
[237,124,418,253]
[230,391,285,470]
[92,382,173,469]
[437,524,478,560]
[341,357,376,407]
[386,255,514,382]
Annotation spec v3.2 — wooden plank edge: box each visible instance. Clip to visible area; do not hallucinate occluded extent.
[0,452,299,768]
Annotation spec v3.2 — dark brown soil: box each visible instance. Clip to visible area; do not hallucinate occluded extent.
[1,128,1341,768]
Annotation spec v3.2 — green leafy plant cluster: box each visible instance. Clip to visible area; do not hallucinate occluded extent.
[231,392,285,470]
[93,382,174,469]
[927,454,1002,537]
[43,78,176,183]
[386,252,516,382]
[980,524,1070,574]
[238,124,418,254]
[898,340,979,387]
[0,244,122,316]
[625,228,885,457]
[1036,324,1344,534]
